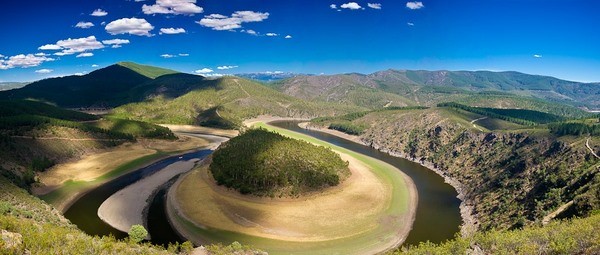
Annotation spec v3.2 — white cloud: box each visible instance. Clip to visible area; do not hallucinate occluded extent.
[39,36,104,56]
[102,39,130,48]
[197,11,269,31]
[92,64,99,67]
[39,44,62,50]
[330,4,337,9]
[76,52,94,58]
[34,52,48,56]
[161,54,176,58]
[244,29,257,35]
[101,21,106,25]
[91,9,108,16]
[105,17,154,36]
[142,0,203,15]
[266,33,278,37]
[217,65,238,70]
[367,3,382,9]
[285,35,292,39]
[75,21,95,29]
[406,1,424,10]
[194,68,213,74]
[407,22,415,26]
[533,54,542,58]
[341,2,362,10]
[35,69,53,74]
[178,53,189,56]
[160,27,186,34]
[74,72,85,76]
[0,54,55,70]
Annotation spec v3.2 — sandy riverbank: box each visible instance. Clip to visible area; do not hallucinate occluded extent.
[34,134,210,212]
[301,123,478,236]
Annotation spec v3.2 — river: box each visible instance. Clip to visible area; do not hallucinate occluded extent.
[63,120,461,248]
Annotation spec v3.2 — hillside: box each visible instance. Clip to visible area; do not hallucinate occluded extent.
[274,70,598,116]
[111,76,364,128]
[210,128,349,196]
[0,100,175,189]
[0,62,178,108]
[310,107,600,231]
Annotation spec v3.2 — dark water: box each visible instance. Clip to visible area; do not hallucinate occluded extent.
[63,150,212,245]
[64,121,460,247]
[270,121,462,245]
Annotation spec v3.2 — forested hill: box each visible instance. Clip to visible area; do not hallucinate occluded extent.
[272,70,599,113]
[0,62,178,108]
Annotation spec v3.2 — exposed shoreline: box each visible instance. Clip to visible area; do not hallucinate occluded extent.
[166,119,418,254]
[96,133,229,236]
[300,122,478,236]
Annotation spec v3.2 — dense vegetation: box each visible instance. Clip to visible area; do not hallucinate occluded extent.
[438,102,565,125]
[117,61,178,79]
[549,122,600,136]
[92,117,176,140]
[0,176,194,255]
[313,107,600,231]
[210,128,349,197]
[396,212,600,254]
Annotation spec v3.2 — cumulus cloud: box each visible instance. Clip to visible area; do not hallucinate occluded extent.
[75,21,94,29]
[0,54,55,70]
[367,3,382,9]
[105,18,154,36]
[92,64,99,67]
[161,54,176,58]
[265,33,278,37]
[38,36,104,56]
[178,53,189,56]
[406,1,424,10]
[35,69,53,74]
[243,29,258,35]
[39,44,62,50]
[102,39,130,48]
[533,54,542,58]
[285,35,292,39]
[217,65,238,70]
[76,52,94,58]
[160,27,186,34]
[91,9,108,16]
[142,0,203,15]
[34,53,48,57]
[194,68,213,74]
[407,22,415,26]
[197,11,269,31]
[341,2,362,10]
[330,4,337,9]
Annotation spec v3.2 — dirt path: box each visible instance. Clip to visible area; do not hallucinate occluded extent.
[542,200,574,225]
[586,138,600,159]
[233,79,251,98]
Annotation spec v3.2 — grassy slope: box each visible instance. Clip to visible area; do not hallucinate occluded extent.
[169,121,412,255]
[111,77,364,128]
[0,176,194,254]
[117,62,178,79]
[396,213,600,254]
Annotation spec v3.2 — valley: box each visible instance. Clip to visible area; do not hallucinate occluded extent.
[0,62,598,255]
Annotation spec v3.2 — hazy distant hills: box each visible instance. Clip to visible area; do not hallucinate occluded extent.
[234,72,307,82]
[0,82,29,91]
[271,70,599,116]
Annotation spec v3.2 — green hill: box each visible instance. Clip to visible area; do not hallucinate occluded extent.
[117,61,178,79]
[111,76,364,128]
[210,128,349,196]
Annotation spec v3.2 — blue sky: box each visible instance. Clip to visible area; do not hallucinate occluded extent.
[0,0,599,82]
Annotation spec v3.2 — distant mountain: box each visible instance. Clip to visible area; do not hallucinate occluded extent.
[0,62,179,108]
[234,72,307,82]
[0,82,29,91]
[273,70,599,116]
